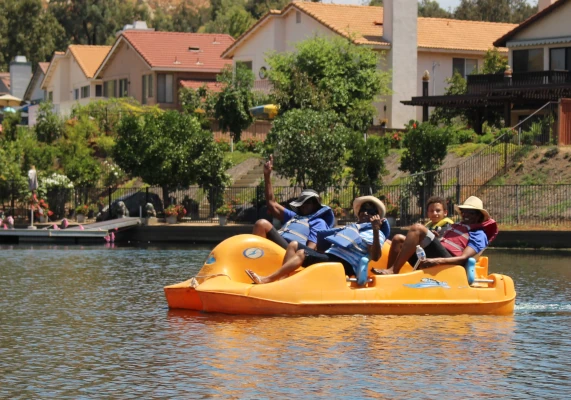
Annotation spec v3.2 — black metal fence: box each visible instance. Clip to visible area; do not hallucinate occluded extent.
[2,183,571,227]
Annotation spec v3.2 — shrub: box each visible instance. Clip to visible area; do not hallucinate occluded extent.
[215,137,231,152]
[75,204,89,215]
[451,128,476,145]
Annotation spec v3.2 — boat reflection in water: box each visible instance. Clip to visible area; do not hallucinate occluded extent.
[166,309,517,397]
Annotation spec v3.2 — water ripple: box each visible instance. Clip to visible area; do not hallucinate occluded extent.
[0,246,569,399]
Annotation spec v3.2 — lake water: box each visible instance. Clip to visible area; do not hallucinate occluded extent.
[1,245,569,399]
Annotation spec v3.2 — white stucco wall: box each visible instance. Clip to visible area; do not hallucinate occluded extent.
[511,1,571,41]
[28,73,45,103]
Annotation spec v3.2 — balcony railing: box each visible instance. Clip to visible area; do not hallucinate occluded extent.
[467,70,571,94]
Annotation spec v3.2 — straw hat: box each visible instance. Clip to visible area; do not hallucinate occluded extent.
[454,196,490,221]
[353,196,386,219]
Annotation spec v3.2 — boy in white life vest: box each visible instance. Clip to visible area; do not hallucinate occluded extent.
[252,155,335,250]
[376,196,454,274]
[376,196,498,275]
[246,196,388,284]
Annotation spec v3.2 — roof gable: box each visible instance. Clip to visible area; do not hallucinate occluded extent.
[68,45,112,78]
[494,0,570,47]
[119,31,234,71]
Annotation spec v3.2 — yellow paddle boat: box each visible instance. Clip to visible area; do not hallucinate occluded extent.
[164,234,516,315]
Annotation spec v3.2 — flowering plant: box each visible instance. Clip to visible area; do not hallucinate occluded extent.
[215,203,234,217]
[88,203,99,213]
[380,195,399,218]
[75,203,89,215]
[32,198,54,218]
[42,173,74,189]
[164,204,186,221]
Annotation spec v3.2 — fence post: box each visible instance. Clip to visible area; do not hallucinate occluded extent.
[108,187,112,212]
[11,178,15,216]
[516,185,519,224]
[145,187,149,205]
[455,166,460,205]
[503,137,508,174]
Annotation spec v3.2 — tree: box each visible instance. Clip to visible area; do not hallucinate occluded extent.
[481,48,508,74]
[214,64,255,143]
[34,102,65,144]
[171,1,209,33]
[346,133,389,192]
[369,0,383,6]
[267,36,391,132]
[453,0,536,23]
[49,0,147,45]
[114,111,230,206]
[418,0,452,18]
[179,85,217,129]
[399,121,451,206]
[245,0,290,19]
[204,0,255,38]
[429,72,467,125]
[0,0,65,70]
[264,109,349,191]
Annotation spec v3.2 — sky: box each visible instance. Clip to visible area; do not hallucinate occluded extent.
[321,0,537,12]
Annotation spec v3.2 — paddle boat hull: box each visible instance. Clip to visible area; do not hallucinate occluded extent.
[164,234,516,315]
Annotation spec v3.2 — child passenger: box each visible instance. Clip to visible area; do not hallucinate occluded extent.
[372,196,453,275]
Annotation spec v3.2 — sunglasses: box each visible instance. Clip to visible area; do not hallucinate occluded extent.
[460,209,479,215]
[359,207,378,215]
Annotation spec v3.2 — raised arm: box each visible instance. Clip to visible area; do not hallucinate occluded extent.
[367,215,383,262]
[264,155,285,220]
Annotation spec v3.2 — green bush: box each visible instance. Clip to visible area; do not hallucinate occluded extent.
[214,138,231,152]
[451,128,476,145]
[476,132,495,144]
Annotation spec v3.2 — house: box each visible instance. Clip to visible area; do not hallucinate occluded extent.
[406,0,571,140]
[93,26,234,109]
[221,0,516,129]
[23,62,50,105]
[40,45,112,116]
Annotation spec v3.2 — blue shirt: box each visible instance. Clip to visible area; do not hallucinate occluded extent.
[467,230,488,254]
[325,228,385,270]
[282,208,328,245]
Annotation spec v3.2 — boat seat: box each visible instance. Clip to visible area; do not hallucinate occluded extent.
[465,257,494,286]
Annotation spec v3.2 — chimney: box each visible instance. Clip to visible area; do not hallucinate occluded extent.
[117,20,155,36]
[9,55,32,99]
[538,0,557,12]
[383,0,418,129]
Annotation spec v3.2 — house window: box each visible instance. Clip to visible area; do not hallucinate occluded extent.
[513,49,544,72]
[48,91,53,102]
[81,85,90,98]
[74,88,79,100]
[157,73,174,103]
[95,84,103,97]
[104,80,117,98]
[118,78,128,97]
[452,58,478,78]
[148,75,153,97]
[296,11,301,23]
[550,47,571,70]
[236,61,253,72]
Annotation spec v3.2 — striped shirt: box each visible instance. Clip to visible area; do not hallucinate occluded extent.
[326,228,385,270]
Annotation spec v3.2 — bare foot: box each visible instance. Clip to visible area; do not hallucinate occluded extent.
[371,267,394,275]
[245,269,267,284]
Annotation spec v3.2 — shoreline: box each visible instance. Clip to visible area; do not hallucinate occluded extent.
[3,223,571,249]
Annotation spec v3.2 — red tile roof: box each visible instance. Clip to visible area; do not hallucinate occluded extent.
[121,31,234,71]
[224,3,516,57]
[179,80,224,92]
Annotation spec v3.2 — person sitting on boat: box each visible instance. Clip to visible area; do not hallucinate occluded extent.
[375,196,498,275]
[378,196,454,275]
[252,155,335,250]
[246,196,388,284]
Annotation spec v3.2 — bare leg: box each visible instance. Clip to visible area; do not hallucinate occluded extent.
[387,234,405,270]
[282,241,299,264]
[382,224,428,275]
[246,248,306,284]
[252,219,273,237]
